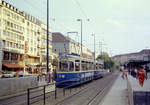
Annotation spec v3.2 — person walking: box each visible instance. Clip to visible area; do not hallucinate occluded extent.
[50,70,54,83]
[136,66,147,87]
[122,68,128,79]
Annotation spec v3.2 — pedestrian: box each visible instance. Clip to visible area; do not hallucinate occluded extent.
[136,66,147,87]
[122,68,128,79]
[50,70,54,83]
[47,70,51,83]
[131,68,137,78]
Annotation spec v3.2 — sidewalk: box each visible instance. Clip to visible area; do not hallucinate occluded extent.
[100,74,128,105]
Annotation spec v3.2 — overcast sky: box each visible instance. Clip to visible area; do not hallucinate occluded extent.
[5,0,150,56]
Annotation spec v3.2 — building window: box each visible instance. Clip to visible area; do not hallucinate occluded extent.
[3,52,9,60]
[11,23,13,28]
[27,22,29,26]
[3,40,5,47]
[7,21,10,27]
[11,53,18,60]
[10,42,12,47]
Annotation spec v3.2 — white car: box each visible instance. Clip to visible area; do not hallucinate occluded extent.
[2,72,16,78]
[18,71,29,77]
[0,74,2,78]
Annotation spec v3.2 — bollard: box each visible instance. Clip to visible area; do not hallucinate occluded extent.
[27,89,30,105]
[43,86,46,105]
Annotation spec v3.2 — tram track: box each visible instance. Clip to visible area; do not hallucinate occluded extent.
[87,73,118,105]
[54,73,118,105]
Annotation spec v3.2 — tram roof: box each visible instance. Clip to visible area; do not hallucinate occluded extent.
[58,54,94,62]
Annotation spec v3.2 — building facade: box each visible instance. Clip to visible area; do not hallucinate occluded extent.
[0,0,25,71]
[113,49,150,65]
[0,0,53,72]
[52,32,93,59]
[41,24,53,70]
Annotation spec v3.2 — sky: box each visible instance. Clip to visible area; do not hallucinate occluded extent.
[4,0,150,56]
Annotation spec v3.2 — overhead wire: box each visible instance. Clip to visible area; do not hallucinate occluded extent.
[72,0,88,19]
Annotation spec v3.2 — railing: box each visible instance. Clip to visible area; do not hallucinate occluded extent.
[27,82,56,105]
[27,78,85,105]
[27,74,102,105]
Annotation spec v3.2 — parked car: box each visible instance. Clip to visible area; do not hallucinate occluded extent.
[0,74,2,78]
[18,71,29,77]
[2,72,16,78]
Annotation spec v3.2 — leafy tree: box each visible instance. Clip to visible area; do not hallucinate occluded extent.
[96,52,120,71]
[51,57,58,67]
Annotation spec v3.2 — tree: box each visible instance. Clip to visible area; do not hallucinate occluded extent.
[51,57,58,67]
[96,52,120,71]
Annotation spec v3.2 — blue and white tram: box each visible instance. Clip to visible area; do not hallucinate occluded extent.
[54,54,103,86]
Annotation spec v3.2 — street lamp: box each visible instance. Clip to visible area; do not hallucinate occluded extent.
[77,19,83,56]
[91,34,95,70]
[77,19,90,55]
[77,19,89,71]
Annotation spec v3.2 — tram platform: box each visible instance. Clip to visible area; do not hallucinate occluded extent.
[100,73,128,105]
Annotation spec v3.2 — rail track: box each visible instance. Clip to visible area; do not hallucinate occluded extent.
[54,73,118,105]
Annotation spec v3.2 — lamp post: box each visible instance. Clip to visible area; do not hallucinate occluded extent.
[77,19,89,71]
[77,19,83,71]
[91,34,95,70]
[77,19,90,56]
[77,19,83,56]
[46,0,49,73]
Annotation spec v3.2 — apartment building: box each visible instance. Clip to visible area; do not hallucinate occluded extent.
[52,32,94,59]
[0,0,25,71]
[0,0,53,72]
[41,23,53,70]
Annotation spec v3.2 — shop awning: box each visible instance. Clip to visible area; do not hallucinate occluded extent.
[27,54,40,58]
[3,64,26,68]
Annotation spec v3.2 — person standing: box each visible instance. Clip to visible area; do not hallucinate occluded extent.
[47,70,51,83]
[136,66,147,87]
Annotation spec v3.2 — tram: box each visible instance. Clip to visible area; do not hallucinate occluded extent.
[54,53,103,86]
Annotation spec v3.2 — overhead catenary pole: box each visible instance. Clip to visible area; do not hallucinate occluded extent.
[80,20,82,71]
[46,0,49,73]
[91,34,95,70]
[94,34,95,70]
[77,19,83,71]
